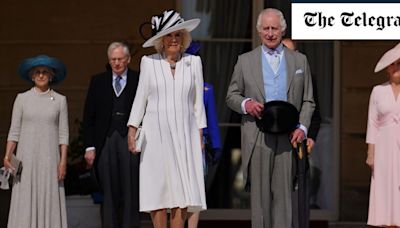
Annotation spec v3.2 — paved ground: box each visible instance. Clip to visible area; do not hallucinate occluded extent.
[0,191,368,228]
[138,220,370,228]
[329,222,369,228]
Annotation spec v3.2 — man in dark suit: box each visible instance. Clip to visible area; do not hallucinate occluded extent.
[83,42,140,228]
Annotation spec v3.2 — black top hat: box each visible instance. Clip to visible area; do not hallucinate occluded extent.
[256,100,299,134]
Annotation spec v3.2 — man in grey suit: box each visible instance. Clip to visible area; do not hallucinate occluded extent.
[226,8,315,228]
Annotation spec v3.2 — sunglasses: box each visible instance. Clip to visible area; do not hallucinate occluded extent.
[32,70,52,76]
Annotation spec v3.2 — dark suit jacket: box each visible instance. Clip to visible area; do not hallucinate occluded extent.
[83,68,139,163]
[307,75,321,141]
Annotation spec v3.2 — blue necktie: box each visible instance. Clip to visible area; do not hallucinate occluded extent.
[115,75,122,94]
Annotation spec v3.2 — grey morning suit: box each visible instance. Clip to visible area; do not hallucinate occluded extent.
[226,46,315,228]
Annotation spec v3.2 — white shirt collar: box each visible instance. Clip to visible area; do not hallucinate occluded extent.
[262,43,284,56]
[112,69,128,80]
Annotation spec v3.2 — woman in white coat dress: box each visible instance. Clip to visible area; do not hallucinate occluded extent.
[127,10,207,228]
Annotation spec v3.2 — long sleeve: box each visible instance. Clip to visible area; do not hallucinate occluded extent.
[127,56,149,128]
[299,55,315,130]
[193,56,207,129]
[7,94,23,142]
[58,96,69,145]
[226,55,247,114]
[83,77,97,149]
[204,84,222,150]
[366,87,378,144]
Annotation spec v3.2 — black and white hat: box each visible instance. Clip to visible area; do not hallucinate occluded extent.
[142,10,200,48]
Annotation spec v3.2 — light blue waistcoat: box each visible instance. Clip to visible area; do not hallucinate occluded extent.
[262,52,287,102]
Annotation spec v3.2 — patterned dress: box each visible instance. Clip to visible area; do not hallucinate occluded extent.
[7,88,69,228]
[366,82,400,226]
[128,53,207,212]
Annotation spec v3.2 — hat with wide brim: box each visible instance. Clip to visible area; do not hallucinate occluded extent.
[256,100,299,134]
[142,10,200,48]
[374,42,400,73]
[18,54,67,85]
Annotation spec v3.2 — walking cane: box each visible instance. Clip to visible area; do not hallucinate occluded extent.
[293,141,310,228]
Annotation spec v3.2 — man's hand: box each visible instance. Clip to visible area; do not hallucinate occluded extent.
[245,100,264,119]
[85,150,96,168]
[306,138,315,154]
[290,128,306,148]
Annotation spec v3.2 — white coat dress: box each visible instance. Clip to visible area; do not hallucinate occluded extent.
[127,53,207,213]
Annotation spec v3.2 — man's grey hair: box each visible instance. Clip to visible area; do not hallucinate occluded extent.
[107,42,130,58]
[256,8,287,32]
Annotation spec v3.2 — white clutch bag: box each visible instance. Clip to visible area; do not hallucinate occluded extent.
[135,127,146,152]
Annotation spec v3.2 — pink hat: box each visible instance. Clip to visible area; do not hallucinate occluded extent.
[374,42,400,73]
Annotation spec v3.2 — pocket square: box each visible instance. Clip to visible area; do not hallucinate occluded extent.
[295,69,303,74]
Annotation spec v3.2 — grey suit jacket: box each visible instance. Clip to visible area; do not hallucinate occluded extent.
[226,45,315,185]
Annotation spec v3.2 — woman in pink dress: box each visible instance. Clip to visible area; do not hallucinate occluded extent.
[366,43,400,227]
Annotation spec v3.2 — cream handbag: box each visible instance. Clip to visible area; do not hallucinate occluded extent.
[135,127,146,152]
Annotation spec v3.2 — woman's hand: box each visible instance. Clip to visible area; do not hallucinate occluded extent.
[58,144,68,181]
[3,141,17,171]
[3,156,15,171]
[199,129,204,151]
[128,126,138,154]
[58,161,67,181]
[366,144,375,173]
[366,150,374,172]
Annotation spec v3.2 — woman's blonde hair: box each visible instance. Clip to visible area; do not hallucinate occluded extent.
[153,29,192,54]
